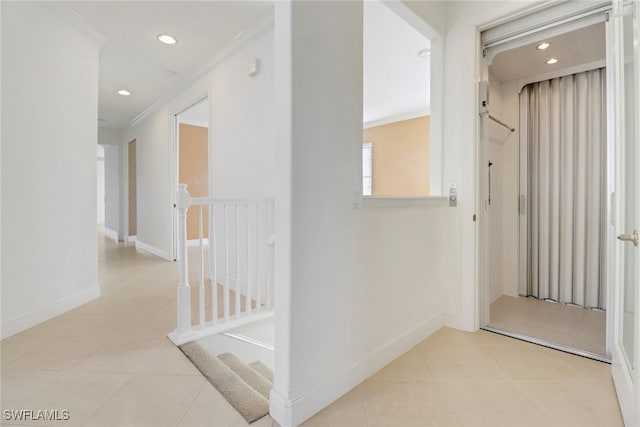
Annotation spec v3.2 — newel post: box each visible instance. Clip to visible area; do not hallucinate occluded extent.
[175,184,192,336]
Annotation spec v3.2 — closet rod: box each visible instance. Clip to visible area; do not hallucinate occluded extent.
[489,114,515,132]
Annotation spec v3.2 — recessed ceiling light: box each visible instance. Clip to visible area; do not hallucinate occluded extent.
[546,57,559,65]
[117,89,131,96]
[417,48,430,58]
[537,42,551,50]
[158,34,177,45]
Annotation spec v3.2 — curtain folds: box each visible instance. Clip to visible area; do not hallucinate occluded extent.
[520,68,607,310]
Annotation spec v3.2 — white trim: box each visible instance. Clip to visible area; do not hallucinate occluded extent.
[173,93,209,264]
[127,12,274,128]
[187,238,209,247]
[269,313,445,427]
[221,332,275,351]
[42,2,109,48]
[0,286,101,339]
[178,118,208,128]
[363,110,430,129]
[361,196,448,209]
[104,227,119,241]
[481,1,610,48]
[443,311,470,331]
[135,240,172,261]
[382,0,441,41]
[126,235,137,243]
[167,311,274,346]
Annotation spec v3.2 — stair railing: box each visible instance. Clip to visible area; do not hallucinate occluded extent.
[169,184,275,345]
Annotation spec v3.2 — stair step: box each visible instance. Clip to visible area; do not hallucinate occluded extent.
[217,352,272,400]
[179,342,268,423]
[249,360,274,383]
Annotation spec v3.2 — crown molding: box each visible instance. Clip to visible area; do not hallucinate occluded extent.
[42,2,109,48]
[364,109,430,129]
[127,11,274,129]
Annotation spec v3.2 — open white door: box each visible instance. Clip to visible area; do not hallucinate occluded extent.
[611,1,640,425]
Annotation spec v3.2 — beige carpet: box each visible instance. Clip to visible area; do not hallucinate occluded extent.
[217,352,272,399]
[250,360,274,383]
[179,342,272,423]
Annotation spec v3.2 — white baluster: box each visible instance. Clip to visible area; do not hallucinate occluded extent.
[211,204,218,325]
[199,205,205,329]
[247,202,252,316]
[267,201,275,309]
[256,202,262,312]
[224,203,230,322]
[235,203,241,317]
[175,184,192,335]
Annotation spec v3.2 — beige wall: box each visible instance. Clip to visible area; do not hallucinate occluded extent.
[179,124,209,240]
[363,116,430,196]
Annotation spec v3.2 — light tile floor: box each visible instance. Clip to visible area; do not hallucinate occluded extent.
[489,295,607,356]
[1,233,623,426]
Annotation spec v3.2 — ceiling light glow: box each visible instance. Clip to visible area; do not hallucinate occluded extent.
[537,42,551,50]
[546,57,559,65]
[117,90,131,96]
[158,34,177,45]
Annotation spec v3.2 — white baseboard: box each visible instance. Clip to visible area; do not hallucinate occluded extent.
[104,227,119,241]
[187,238,209,247]
[135,240,172,261]
[443,311,475,332]
[1,285,101,339]
[126,235,137,243]
[269,312,445,427]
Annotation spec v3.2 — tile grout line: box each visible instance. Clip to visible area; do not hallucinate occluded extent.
[79,372,137,427]
[172,378,208,427]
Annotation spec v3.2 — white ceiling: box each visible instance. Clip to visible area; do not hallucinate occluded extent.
[489,22,606,83]
[363,1,431,126]
[64,1,273,128]
[63,1,431,130]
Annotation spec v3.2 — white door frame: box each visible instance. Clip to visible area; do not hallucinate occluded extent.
[610,1,640,425]
[476,5,615,361]
[171,93,210,261]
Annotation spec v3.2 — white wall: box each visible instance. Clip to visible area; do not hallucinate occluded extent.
[1,2,101,338]
[488,71,505,303]
[486,71,521,303]
[271,2,453,425]
[98,127,123,145]
[499,79,520,298]
[98,128,124,240]
[404,0,540,332]
[210,36,275,200]
[122,27,275,259]
[97,145,105,224]
[103,144,121,238]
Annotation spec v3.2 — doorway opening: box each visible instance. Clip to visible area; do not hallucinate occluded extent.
[171,95,210,260]
[479,8,612,361]
[362,0,441,197]
[128,139,137,241]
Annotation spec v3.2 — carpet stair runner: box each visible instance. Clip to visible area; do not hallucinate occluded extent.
[179,342,273,423]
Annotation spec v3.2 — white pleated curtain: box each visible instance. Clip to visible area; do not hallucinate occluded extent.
[519,68,607,310]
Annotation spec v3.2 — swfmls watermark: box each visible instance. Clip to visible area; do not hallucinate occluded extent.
[3,409,71,422]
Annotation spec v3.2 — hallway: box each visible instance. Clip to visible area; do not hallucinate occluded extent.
[0,232,624,426]
[1,233,276,426]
